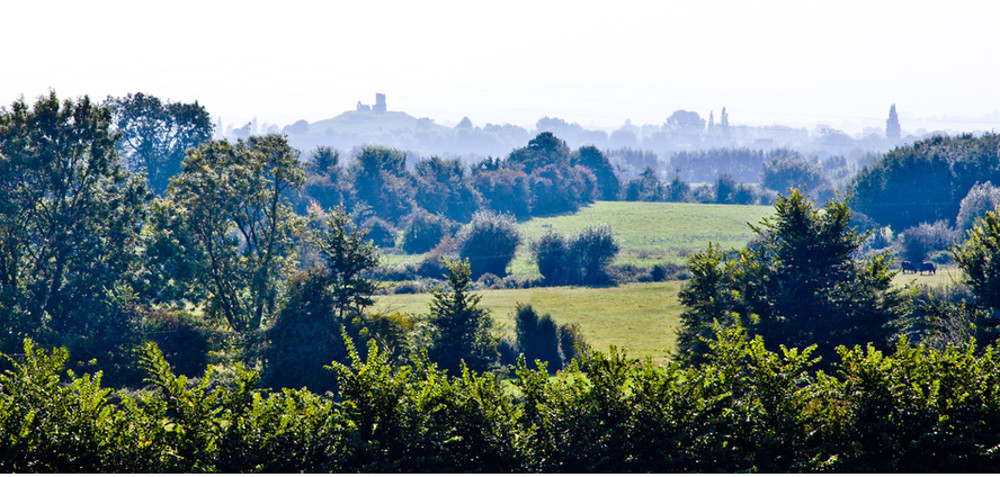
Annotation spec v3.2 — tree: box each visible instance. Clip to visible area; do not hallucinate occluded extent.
[413,156,481,222]
[312,206,381,322]
[956,181,1000,232]
[427,259,499,375]
[761,157,829,195]
[106,92,213,194]
[571,225,620,285]
[514,304,563,372]
[400,208,452,254]
[455,211,522,279]
[507,132,571,174]
[471,167,531,219]
[677,190,907,365]
[665,110,706,135]
[0,93,149,361]
[953,207,1000,311]
[886,104,901,139]
[167,134,304,337]
[532,230,576,286]
[348,146,414,222]
[572,145,620,200]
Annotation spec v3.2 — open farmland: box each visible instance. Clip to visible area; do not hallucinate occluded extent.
[374,281,684,365]
[381,200,774,280]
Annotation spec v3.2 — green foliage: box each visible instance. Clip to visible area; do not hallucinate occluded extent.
[167,134,305,336]
[850,133,1000,230]
[400,208,452,254]
[956,181,1000,232]
[348,146,414,222]
[11,329,1000,471]
[427,260,499,375]
[761,156,830,196]
[572,145,620,200]
[105,92,213,195]
[532,225,621,286]
[953,206,1000,311]
[677,190,908,365]
[470,166,531,219]
[456,210,522,279]
[413,156,481,222]
[0,92,150,370]
[514,304,564,372]
[263,206,380,392]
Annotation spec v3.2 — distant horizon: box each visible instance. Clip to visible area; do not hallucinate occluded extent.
[214,92,1000,139]
[4,1,1000,139]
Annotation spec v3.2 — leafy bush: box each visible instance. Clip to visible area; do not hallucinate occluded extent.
[956,181,1000,232]
[400,209,452,254]
[455,211,522,280]
[514,304,564,372]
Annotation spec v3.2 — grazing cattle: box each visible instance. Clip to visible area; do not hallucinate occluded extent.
[920,262,937,275]
[901,260,917,274]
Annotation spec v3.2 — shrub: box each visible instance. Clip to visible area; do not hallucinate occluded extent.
[456,211,522,280]
[514,304,564,372]
[361,216,398,249]
[400,209,453,254]
[956,181,1000,233]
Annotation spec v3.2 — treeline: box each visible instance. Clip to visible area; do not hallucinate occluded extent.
[849,133,1000,267]
[7,327,1000,472]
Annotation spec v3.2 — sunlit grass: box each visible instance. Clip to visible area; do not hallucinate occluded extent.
[374,281,684,365]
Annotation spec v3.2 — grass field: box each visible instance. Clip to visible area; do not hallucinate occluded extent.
[374,281,684,365]
[891,264,965,289]
[380,200,774,280]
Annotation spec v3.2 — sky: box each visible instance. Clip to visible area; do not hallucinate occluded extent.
[3,0,1000,135]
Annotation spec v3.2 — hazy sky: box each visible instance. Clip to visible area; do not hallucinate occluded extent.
[4,0,999,134]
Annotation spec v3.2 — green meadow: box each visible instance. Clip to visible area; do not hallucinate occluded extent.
[381,200,774,280]
[374,281,685,365]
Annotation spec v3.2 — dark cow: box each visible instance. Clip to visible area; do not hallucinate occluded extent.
[901,260,918,274]
[920,262,937,275]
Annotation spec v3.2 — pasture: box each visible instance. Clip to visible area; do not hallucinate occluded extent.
[381,200,774,280]
[374,281,685,365]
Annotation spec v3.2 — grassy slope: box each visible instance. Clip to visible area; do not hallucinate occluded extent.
[374,281,685,365]
[511,201,773,278]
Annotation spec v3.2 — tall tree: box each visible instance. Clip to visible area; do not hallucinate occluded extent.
[427,259,499,375]
[0,93,149,361]
[106,92,213,195]
[677,190,907,365]
[167,134,304,336]
[572,146,620,201]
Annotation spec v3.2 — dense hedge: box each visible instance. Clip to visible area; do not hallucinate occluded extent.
[6,327,1000,472]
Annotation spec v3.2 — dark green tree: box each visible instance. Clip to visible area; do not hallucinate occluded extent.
[571,225,620,285]
[0,93,149,366]
[427,259,499,375]
[532,230,576,286]
[348,146,414,222]
[677,190,907,364]
[572,146,620,200]
[456,211,522,279]
[470,166,532,219]
[514,304,564,372]
[413,156,481,222]
[106,92,213,194]
[761,157,830,195]
[312,206,381,322]
[167,134,304,338]
[953,207,1000,311]
[507,132,571,174]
